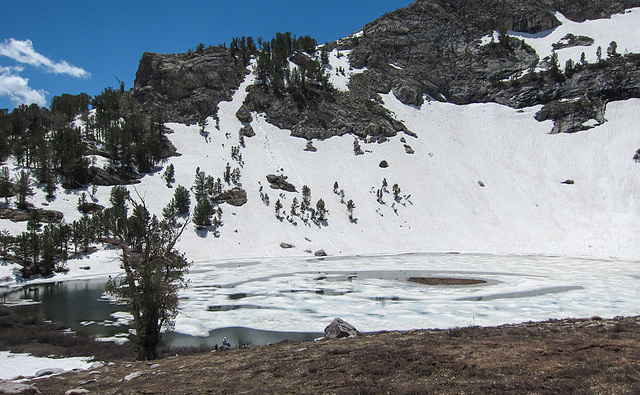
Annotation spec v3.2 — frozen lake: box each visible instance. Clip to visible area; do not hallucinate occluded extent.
[3,253,640,346]
[174,253,640,336]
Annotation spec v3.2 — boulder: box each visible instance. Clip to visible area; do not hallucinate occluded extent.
[379,160,389,168]
[266,174,297,192]
[324,318,360,339]
[65,389,90,395]
[404,144,415,154]
[0,381,40,394]
[304,141,317,152]
[314,249,328,257]
[235,106,253,123]
[280,242,294,249]
[213,187,247,206]
[240,125,255,138]
[35,368,65,377]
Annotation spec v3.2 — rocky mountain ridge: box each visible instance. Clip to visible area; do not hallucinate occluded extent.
[132,0,640,136]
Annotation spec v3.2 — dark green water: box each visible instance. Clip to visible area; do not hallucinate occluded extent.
[2,279,321,348]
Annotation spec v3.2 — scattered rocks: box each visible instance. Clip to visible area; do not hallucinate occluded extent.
[266,174,297,192]
[324,318,360,339]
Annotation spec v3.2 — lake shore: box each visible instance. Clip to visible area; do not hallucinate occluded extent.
[18,314,640,394]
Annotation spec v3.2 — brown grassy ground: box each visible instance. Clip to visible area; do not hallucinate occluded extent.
[21,315,640,394]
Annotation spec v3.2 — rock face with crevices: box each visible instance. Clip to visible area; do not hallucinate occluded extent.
[131,0,640,136]
[133,47,248,124]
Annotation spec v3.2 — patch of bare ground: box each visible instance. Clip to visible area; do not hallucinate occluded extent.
[407,277,487,285]
[23,315,640,394]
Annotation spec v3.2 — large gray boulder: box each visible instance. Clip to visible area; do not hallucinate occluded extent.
[324,318,360,339]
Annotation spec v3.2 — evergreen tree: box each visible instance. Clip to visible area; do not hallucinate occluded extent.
[346,199,356,220]
[315,199,328,221]
[596,46,602,62]
[163,164,175,188]
[393,184,401,201]
[14,170,34,209]
[607,41,619,58]
[105,198,190,360]
[192,167,207,201]
[0,167,14,204]
[193,198,213,230]
[274,199,283,218]
[302,185,311,206]
[290,197,299,217]
[173,185,191,215]
[0,229,12,258]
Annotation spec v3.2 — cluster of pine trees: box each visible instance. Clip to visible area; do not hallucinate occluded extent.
[0,88,169,195]
[254,32,332,96]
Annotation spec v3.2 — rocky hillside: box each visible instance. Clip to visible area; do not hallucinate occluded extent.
[133,46,248,124]
[132,0,640,137]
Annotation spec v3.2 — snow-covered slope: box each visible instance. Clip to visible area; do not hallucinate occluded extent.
[1,8,640,285]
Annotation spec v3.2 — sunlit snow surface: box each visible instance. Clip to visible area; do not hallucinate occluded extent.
[174,253,640,336]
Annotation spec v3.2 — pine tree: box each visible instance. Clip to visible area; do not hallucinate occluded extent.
[172,185,191,215]
[14,170,34,209]
[315,199,328,221]
[290,197,299,217]
[192,167,207,201]
[346,199,356,220]
[393,184,401,201]
[274,199,283,218]
[193,198,213,230]
[163,164,175,188]
[105,198,190,360]
[0,167,14,204]
[607,41,619,58]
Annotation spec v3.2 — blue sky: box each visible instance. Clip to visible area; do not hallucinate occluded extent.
[0,0,413,110]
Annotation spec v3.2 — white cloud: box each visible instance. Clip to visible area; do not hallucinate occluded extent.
[0,38,90,78]
[0,66,47,107]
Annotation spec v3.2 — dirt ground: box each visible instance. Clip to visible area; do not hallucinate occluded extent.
[21,315,640,394]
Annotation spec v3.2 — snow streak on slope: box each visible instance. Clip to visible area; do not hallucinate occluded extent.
[511,7,640,67]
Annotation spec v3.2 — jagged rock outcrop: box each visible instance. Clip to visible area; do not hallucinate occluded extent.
[342,0,640,134]
[0,208,64,223]
[131,0,640,137]
[88,167,143,186]
[244,87,408,140]
[133,47,248,124]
